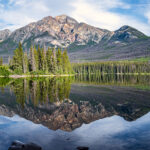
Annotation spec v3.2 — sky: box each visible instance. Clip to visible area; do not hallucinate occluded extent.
[0,0,150,35]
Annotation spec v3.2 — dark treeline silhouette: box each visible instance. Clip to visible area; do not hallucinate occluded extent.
[9,42,72,75]
[72,61,150,74]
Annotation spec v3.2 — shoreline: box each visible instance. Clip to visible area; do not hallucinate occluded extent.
[0,74,75,78]
[0,73,150,78]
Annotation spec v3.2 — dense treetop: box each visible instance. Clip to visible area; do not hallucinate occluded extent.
[9,43,72,75]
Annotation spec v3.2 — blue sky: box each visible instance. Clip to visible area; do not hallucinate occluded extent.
[0,0,150,35]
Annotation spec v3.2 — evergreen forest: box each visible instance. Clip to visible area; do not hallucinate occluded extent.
[72,61,150,74]
[0,43,150,77]
[0,42,72,76]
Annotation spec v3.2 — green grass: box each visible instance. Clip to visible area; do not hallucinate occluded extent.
[68,41,97,52]
[134,85,150,90]
[131,57,150,62]
[68,42,87,52]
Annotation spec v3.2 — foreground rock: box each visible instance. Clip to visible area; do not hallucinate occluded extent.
[77,146,89,150]
[8,140,42,150]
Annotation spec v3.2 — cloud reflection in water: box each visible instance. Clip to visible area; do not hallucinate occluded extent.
[0,113,150,150]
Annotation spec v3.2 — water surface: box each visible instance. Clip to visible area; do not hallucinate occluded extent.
[0,74,150,150]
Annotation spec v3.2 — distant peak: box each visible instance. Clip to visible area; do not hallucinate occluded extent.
[0,29,11,32]
[55,14,78,24]
[117,25,145,34]
[42,16,53,21]
[118,25,131,31]
[55,14,68,18]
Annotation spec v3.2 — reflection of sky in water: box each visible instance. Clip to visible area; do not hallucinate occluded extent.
[0,113,150,150]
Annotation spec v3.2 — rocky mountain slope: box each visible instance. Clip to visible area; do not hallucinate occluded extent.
[0,15,149,61]
[0,29,11,42]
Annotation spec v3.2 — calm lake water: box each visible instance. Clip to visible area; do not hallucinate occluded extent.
[0,74,150,150]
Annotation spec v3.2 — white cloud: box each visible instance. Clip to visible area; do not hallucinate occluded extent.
[0,0,51,30]
[0,0,150,36]
[70,0,150,35]
[147,13,150,23]
[95,0,131,10]
[70,0,122,29]
[8,0,16,5]
[145,7,150,24]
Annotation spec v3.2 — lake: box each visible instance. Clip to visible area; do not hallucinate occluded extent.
[0,74,150,150]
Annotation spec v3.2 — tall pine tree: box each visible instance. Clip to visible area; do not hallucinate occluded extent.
[34,46,38,71]
[23,51,29,73]
[37,45,42,70]
[0,57,3,66]
[29,45,36,72]
[56,48,63,73]
[46,47,53,73]
[11,42,24,73]
[62,49,71,73]
[43,45,48,72]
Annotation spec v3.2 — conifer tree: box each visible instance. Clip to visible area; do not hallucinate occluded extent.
[41,48,45,71]
[51,48,57,73]
[0,57,3,66]
[29,45,36,71]
[56,48,63,73]
[62,49,71,73]
[11,42,24,73]
[46,47,53,73]
[18,42,24,68]
[34,46,38,71]
[43,45,48,72]
[37,45,42,70]
[23,51,29,73]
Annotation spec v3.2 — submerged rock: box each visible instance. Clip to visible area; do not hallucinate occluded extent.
[77,146,89,150]
[8,140,42,150]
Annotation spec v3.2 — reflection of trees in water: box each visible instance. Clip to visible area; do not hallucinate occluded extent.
[8,77,73,107]
[0,78,12,88]
[75,74,150,88]
[0,74,150,107]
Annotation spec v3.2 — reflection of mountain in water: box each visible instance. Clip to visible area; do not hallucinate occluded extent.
[0,75,150,131]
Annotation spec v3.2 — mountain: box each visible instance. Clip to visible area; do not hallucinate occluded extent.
[69,25,150,62]
[0,15,110,51]
[0,29,11,42]
[0,15,150,62]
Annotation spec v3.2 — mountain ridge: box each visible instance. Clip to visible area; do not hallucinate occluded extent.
[0,14,149,62]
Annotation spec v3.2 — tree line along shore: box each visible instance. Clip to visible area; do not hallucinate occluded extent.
[0,43,72,77]
[72,61,150,75]
[0,43,150,77]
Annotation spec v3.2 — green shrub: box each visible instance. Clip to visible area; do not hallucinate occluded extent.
[30,70,46,75]
[0,66,10,76]
[13,69,23,75]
